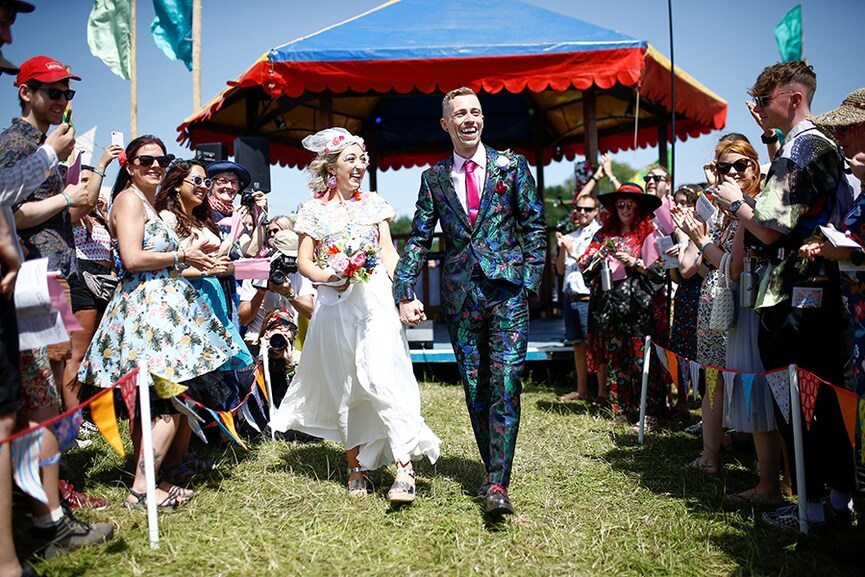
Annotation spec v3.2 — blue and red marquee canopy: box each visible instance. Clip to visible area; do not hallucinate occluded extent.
[178,0,727,171]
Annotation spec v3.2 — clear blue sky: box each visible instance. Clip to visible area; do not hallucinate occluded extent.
[2,0,863,218]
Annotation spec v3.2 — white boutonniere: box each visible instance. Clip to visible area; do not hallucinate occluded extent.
[492,150,518,193]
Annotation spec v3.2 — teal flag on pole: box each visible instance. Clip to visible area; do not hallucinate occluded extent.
[151,0,193,71]
[86,0,132,80]
[774,5,803,62]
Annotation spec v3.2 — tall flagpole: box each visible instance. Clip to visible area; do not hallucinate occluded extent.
[192,0,201,111]
[130,0,138,139]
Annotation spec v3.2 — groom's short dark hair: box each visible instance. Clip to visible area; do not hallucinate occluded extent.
[442,86,477,117]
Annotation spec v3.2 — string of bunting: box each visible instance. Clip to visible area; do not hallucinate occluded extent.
[651,341,865,461]
[0,363,270,503]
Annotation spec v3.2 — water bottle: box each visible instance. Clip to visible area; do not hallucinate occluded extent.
[740,256,757,309]
[600,259,613,292]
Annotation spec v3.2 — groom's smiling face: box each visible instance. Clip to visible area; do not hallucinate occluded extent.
[442,94,484,157]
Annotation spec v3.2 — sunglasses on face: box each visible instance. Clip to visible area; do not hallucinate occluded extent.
[184,175,213,189]
[751,90,793,108]
[716,159,752,175]
[267,228,280,236]
[38,87,76,101]
[133,155,173,168]
[574,206,596,213]
[616,200,637,210]
[643,174,666,183]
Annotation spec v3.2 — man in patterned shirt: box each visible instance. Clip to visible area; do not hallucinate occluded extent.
[714,61,856,533]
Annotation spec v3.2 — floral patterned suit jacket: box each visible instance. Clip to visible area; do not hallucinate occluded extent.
[393,145,547,316]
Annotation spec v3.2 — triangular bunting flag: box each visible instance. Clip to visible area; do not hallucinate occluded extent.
[654,344,669,371]
[704,367,719,410]
[254,364,268,403]
[90,389,125,455]
[251,383,266,415]
[10,429,48,503]
[151,372,188,399]
[116,368,139,437]
[797,368,820,431]
[834,387,858,449]
[723,370,736,408]
[207,408,247,450]
[765,369,791,424]
[171,397,208,443]
[51,409,83,453]
[239,401,261,434]
[741,373,756,422]
[689,361,701,401]
[666,352,679,389]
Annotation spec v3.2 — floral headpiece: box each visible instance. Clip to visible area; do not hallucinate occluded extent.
[301,127,366,154]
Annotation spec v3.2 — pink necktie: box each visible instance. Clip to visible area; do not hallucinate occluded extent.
[464,160,480,225]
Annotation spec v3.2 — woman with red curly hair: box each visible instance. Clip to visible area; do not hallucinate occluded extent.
[580,183,667,425]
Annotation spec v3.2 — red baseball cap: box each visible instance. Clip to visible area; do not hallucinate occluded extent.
[14,55,81,87]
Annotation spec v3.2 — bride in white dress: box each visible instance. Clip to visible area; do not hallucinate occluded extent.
[269,128,440,505]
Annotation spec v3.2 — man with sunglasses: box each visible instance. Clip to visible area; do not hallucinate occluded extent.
[713,60,856,533]
[555,194,601,404]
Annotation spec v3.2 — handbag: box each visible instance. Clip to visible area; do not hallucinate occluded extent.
[81,271,119,302]
[708,251,735,332]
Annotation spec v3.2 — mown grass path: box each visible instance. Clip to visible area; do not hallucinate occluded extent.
[29,380,863,576]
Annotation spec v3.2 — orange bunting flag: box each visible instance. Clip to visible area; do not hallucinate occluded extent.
[89,389,125,456]
[665,351,678,388]
[834,387,858,449]
[797,369,820,431]
[254,364,268,403]
[151,372,188,399]
[705,367,719,410]
[208,408,247,451]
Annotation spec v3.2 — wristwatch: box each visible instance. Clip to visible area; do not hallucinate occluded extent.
[850,248,865,267]
[761,131,779,144]
[728,199,745,215]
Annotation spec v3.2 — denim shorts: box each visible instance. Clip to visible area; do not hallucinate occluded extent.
[563,297,590,345]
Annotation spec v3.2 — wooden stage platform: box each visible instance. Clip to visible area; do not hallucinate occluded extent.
[405,318,572,364]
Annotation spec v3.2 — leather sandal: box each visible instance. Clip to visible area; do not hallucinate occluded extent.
[685,458,719,476]
[124,484,193,510]
[387,464,416,505]
[346,466,368,497]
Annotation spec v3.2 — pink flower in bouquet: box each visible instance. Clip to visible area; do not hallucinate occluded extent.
[350,251,367,267]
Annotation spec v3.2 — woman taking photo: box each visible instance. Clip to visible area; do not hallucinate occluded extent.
[269,128,439,506]
[78,135,241,509]
[580,182,667,428]
[674,138,784,505]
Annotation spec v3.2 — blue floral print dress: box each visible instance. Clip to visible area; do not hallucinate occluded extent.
[78,187,240,390]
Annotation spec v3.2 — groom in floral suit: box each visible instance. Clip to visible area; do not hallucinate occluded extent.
[393,87,546,518]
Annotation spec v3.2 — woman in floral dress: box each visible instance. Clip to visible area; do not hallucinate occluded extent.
[581,183,667,426]
[78,135,240,509]
[269,128,440,506]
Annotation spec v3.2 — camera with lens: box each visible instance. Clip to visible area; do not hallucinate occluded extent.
[240,190,256,208]
[269,254,298,285]
[268,332,289,352]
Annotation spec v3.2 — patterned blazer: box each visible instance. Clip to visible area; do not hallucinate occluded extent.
[393,145,547,316]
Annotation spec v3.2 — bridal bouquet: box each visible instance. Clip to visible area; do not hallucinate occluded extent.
[324,239,380,283]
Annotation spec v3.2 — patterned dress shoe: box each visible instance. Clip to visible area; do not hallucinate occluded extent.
[484,484,515,518]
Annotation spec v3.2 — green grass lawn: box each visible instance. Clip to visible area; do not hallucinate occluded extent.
[20,372,864,577]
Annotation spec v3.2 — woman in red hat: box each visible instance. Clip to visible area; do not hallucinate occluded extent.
[580,183,668,427]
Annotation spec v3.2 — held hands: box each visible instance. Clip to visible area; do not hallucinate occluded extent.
[45,123,75,160]
[601,153,613,179]
[268,277,293,297]
[798,223,856,263]
[64,182,90,208]
[205,255,231,277]
[399,298,426,325]
[184,235,217,272]
[613,251,637,268]
[97,144,123,169]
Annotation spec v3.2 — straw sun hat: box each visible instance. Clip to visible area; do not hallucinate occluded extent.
[811,88,865,128]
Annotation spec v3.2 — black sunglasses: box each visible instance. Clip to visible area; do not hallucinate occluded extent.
[716,159,752,175]
[574,206,596,213]
[751,90,793,108]
[39,87,76,101]
[643,174,666,183]
[133,154,173,168]
[184,175,213,189]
